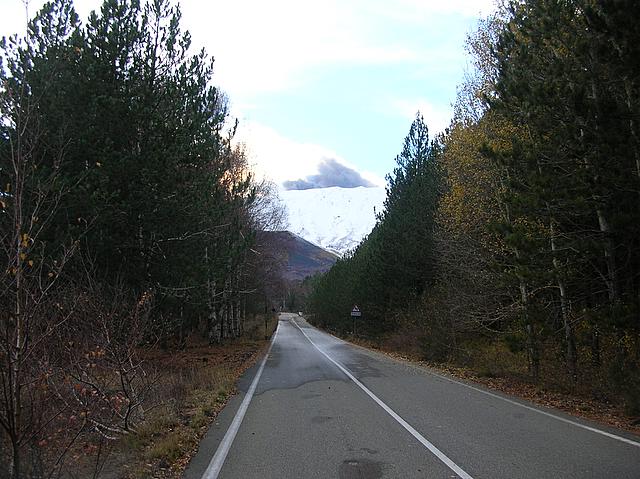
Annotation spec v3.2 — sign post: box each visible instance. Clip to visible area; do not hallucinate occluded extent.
[350,305,362,336]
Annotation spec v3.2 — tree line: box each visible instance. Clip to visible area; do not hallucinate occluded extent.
[0,0,284,476]
[306,0,639,414]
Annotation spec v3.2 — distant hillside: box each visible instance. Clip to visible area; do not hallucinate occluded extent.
[259,231,338,282]
[280,186,386,255]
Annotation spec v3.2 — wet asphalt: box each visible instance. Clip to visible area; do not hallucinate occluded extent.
[183,313,640,479]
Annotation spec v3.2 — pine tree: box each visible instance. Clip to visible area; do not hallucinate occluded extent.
[377,113,442,309]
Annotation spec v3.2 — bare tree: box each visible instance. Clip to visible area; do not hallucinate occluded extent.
[0,23,81,473]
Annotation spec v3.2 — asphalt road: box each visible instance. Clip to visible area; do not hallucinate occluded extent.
[184,313,640,479]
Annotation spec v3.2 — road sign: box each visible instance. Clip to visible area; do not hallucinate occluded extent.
[351,306,362,317]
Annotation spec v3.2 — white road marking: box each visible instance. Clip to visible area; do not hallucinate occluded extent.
[201,324,280,479]
[427,370,640,449]
[305,318,640,450]
[291,319,473,479]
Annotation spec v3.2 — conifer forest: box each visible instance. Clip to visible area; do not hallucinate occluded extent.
[2,0,640,477]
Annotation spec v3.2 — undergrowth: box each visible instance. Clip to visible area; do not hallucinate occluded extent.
[97,313,278,478]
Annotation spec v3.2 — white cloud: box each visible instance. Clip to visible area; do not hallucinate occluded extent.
[2,0,494,102]
[180,0,498,115]
[3,0,417,106]
[370,0,496,22]
[182,0,424,100]
[389,98,452,135]
[235,120,384,188]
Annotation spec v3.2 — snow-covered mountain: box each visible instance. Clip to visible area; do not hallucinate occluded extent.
[280,186,386,256]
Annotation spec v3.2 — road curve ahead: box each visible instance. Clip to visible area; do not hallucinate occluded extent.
[184,313,640,479]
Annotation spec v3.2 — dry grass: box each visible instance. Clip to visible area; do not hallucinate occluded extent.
[94,313,278,479]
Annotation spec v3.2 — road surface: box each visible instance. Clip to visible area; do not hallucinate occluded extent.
[184,313,640,479]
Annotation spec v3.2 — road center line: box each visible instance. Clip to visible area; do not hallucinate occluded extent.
[291,319,473,479]
[316,321,640,449]
[201,324,280,479]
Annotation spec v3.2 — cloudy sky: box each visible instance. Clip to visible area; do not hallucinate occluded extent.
[1,0,495,189]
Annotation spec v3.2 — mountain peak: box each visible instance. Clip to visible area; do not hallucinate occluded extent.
[280,186,386,256]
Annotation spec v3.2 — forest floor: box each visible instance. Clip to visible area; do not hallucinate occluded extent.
[346,335,640,437]
[86,314,279,479]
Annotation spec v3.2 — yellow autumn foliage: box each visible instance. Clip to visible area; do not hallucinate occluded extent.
[439,113,514,253]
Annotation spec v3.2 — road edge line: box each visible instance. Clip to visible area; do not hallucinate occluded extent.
[201,323,280,479]
[427,370,640,448]
[291,318,473,479]
[301,318,640,449]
